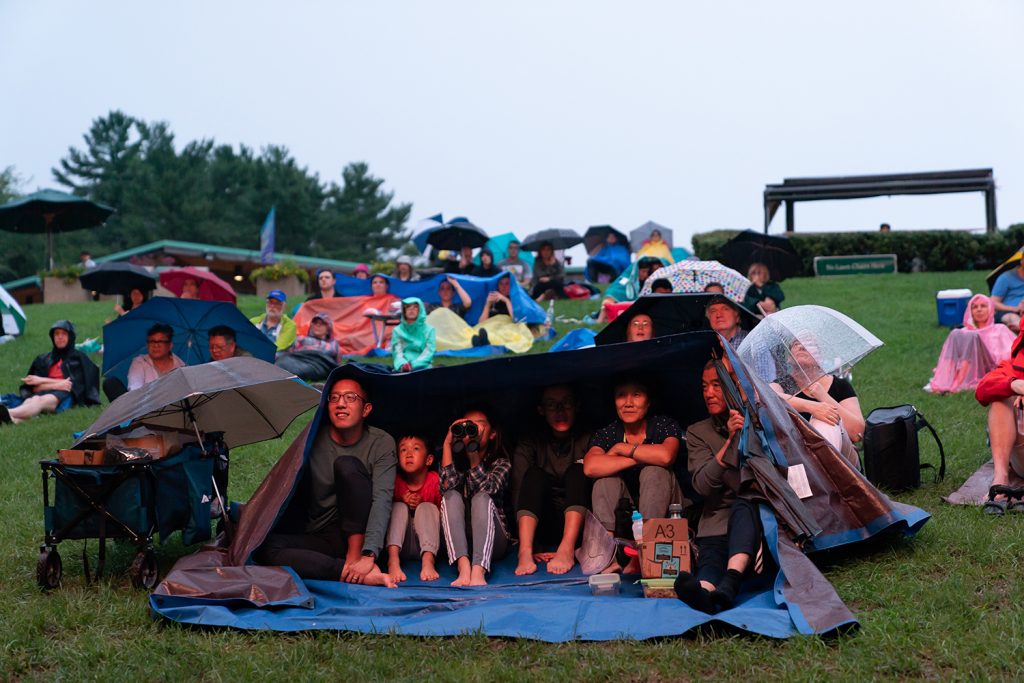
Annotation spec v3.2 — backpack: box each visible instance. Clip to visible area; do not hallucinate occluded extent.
[862,405,945,492]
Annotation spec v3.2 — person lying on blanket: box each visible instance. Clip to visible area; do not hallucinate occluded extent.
[439,407,512,586]
[676,359,765,613]
[385,434,442,583]
[975,328,1024,514]
[256,377,397,586]
[512,384,593,576]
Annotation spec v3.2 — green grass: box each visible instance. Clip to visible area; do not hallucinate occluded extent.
[3,276,1024,680]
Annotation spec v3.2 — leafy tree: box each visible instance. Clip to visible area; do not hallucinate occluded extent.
[318,162,412,260]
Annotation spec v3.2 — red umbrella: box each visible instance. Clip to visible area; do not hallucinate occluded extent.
[159,266,237,304]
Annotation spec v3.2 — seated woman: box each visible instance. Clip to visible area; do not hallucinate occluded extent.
[114,287,148,316]
[472,249,502,278]
[395,256,420,282]
[289,312,341,358]
[742,262,785,314]
[179,277,200,300]
[477,273,514,324]
[583,378,682,557]
[928,294,1015,394]
[440,407,512,586]
[770,334,864,468]
[426,276,472,318]
[531,242,566,302]
[392,298,435,373]
[0,320,100,425]
[127,323,186,391]
[513,384,592,576]
[586,233,630,283]
[676,359,765,613]
[636,229,673,263]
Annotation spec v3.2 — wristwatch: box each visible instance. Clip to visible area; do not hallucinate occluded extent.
[361,550,375,558]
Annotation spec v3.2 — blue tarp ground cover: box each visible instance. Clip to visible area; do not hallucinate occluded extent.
[151,553,800,640]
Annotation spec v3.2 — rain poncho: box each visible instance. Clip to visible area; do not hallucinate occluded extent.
[23,320,100,408]
[636,237,673,263]
[426,308,534,354]
[604,257,670,303]
[928,294,1015,394]
[393,298,436,371]
[289,312,340,359]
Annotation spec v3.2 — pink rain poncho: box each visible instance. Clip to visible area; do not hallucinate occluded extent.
[928,294,1016,394]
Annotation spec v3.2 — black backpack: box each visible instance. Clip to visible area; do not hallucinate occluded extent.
[862,405,945,492]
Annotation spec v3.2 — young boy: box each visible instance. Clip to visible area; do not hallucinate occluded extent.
[386,435,442,582]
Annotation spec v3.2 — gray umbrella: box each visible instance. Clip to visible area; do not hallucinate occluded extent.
[74,356,320,449]
[630,220,674,251]
[520,228,583,251]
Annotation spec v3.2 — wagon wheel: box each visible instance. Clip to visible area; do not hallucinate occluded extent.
[129,549,159,590]
[36,548,62,590]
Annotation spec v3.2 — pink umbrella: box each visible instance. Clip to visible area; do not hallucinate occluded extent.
[160,266,237,304]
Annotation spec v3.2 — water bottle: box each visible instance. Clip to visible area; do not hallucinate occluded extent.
[668,504,683,519]
[631,510,643,542]
[544,299,555,335]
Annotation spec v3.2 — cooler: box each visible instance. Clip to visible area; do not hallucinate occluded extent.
[936,289,972,327]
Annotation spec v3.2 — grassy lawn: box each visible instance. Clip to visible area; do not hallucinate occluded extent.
[2,273,1024,680]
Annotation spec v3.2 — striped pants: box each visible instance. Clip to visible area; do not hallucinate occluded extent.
[440,490,509,571]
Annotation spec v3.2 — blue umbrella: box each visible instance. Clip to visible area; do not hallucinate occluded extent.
[411,213,445,253]
[102,298,276,383]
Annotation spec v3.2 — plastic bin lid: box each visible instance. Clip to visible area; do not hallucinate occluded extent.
[588,574,621,587]
[936,288,972,299]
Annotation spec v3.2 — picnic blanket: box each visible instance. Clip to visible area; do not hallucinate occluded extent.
[943,459,1024,505]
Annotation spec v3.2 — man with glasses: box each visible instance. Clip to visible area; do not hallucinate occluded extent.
[258,378,398,587]
[208,325,245,362]
[126,323,185,391]
[512,384,592,576]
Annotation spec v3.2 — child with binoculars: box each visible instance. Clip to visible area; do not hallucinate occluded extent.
[439,408,511,586]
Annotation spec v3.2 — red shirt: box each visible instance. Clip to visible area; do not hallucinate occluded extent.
[47,359,64,380]
[976,328,1024,406]
[393,471,441,507]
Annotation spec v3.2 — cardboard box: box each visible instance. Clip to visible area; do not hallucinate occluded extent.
[106,427,191,460]
[638,517,691,596]
[58,449,107,466]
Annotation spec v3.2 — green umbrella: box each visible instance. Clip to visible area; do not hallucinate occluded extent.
[0,189,115,269]
[0,282,26,336]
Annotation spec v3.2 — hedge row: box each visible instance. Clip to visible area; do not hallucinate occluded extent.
[692,223,1024,276]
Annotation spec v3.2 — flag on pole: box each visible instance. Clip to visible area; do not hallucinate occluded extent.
[259,206,276,264]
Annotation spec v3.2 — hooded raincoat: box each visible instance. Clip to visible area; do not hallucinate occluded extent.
[393,297,435,371]
[22,320,101,408]
[930,294,1016,394]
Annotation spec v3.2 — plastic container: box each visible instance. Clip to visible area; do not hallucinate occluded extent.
[631,511,643,542]
[936,288,972,327]
[588,573,621,596]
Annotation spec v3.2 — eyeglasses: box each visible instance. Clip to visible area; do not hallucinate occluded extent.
[147,339,171,345]
[541,399,576,412]
[328,392,365,405]
[629,320,651,328]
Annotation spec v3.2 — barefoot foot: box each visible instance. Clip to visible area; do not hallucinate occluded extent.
[420,554,439,582]
[547,546,575,575]
[515,550,538,576]
[468,564,488,586]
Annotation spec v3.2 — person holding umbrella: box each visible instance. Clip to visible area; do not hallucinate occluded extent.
[0,320,100,425]
[126,323,186,392]
[742,263,785,314]
[531,242,566,302]
[114,287,148,316]
[445,246,476,275]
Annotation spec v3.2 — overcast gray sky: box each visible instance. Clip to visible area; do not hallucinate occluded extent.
[2,1,1022,256]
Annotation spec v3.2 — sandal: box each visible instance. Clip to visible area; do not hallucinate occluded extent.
[983,485,1011,516]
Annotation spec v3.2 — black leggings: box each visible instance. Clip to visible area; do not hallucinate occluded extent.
[694,497,762,586]
[531,280,566,299]
[516,464,591,546]
[256,456,373,580]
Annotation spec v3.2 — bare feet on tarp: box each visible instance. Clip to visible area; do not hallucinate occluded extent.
[468,565,488,586]
[420,553,439,582]
[515,549,538,576]
[546,546,575,575]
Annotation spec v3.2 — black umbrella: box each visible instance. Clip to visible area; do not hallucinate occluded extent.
[79,262,157,295]
[425,217,489,251]
[595,294,760,346]
[720,230,803,281]
[520,228,583,251]
[583,225,630,254]
[0,189,115,270]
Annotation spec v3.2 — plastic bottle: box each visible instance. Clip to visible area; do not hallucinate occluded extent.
[544,299,555,335]
[631,510,643,542]
[668,503,683,519]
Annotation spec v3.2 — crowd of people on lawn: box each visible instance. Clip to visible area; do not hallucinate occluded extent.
[14,236,1024,616]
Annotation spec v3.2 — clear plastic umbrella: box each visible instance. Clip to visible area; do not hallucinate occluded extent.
[639,259,751,304]
[736,305,883,394]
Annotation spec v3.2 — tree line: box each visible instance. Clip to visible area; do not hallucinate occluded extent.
[0,110,412,281]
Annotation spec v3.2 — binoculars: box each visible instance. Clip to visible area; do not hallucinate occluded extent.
[451,420,479,440]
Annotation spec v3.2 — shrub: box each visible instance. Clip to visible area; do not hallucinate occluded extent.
[248,259,310,284]
[692,223,1024,275]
